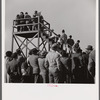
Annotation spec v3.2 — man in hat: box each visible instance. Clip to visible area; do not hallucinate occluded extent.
[5,51,12,83]
[85,45,94,83]
[60,29,67,51]
[88,50,95,83]
[45,43,61,83]
[27,48,39,83]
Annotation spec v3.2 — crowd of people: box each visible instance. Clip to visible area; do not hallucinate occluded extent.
[15,11,44,32]
[5,29,95,83]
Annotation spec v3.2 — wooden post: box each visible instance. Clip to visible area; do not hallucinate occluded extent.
[11,20,14,53]
[26,38,28,58]
[38,16,40,50]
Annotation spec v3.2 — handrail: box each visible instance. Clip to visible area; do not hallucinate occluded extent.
[13,17,39,21]
[40,23,58,36]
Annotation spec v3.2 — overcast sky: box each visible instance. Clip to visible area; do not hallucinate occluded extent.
[5,0,96,52]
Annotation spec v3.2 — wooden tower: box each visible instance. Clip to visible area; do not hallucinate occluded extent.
[12,15,58,58]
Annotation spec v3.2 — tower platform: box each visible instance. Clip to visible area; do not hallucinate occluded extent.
[13,30,39,38]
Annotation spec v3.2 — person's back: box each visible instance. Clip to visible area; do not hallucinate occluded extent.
[60,33,67,44]
[45,43,61,83]
[46,51,60,67]
[38,57,46,74]
[28,54,39,74]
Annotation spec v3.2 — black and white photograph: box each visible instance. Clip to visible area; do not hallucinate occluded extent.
[2,0,99,99]
[4,0,96,84]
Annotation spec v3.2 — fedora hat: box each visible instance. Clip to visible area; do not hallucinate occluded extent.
[86,45,93,50]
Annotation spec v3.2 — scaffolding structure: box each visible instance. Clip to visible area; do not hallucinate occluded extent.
[12,15,58,58]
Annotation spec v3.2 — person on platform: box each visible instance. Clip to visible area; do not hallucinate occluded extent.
[5,51,12,83]
[38,51,48,83]
[19,12,25,31]
[32,11,39,30]
[24,12,32,31]
[45,43,62,83]
[67,35,74,55]
[74,40,80,52]
[15,14,20,32]
[60,29,67,51]
[27,48,39,83]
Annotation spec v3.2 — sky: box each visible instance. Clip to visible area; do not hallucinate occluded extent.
[5,0,96,52]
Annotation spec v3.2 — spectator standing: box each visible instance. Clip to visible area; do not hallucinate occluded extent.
[7,53,20,83]
[67,35,74,55]
[45,43,61,83]
[38,51,48,83]
[24,12,32,31]
[5,51,12,83]
[60,29,67,51]
[60,50,72,83]
[27,48,39,83]
[88,50,95,83]
[15,14,20,32]
[21,60,33,83]
[74,40,80,52]
[19,12,25,31]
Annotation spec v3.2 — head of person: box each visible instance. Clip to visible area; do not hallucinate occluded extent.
[5,51,12,59]
[34,11,38,15]
[77,40,80,43]
[20,12,24,15]
[62,29,65,33]
[28,49,33,55]
[86,45,93,54]
[12,52,18,59]
[16,14,20,18]
[51,43,58,51]
[25,12,28,15]
[69,35,72,39]
[16,49,21,55]
[32,48,39,55]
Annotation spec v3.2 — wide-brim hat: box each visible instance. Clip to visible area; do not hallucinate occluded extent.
[86,45,93,50]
